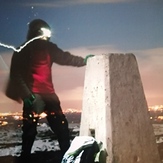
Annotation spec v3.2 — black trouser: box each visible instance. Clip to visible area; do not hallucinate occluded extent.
[21,93,70,158]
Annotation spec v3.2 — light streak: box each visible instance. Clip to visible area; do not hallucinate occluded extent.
[0,27,51,53]
[0,35,42,53]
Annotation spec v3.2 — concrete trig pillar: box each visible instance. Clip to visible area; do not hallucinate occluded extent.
[80,54,160,163]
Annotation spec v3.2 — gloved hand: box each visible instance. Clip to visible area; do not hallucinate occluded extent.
[84,54,94,64]
[23,94,35,108]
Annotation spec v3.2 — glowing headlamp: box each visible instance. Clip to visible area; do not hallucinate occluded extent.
[41,27,51,38]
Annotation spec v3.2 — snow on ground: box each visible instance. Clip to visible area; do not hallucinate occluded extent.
[0,123,79,156]
[0,139,60,157]
[0,123,162,157]
[153,124,163,136]
[153,124,163,143]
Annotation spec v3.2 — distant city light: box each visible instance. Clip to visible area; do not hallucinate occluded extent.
[39,112,47,119]
[13,115,19,120]
[149,105,163,111]
[158,116,163,120]
[64,108,81,113]
[0,121,8,126]
[0,105,163,127]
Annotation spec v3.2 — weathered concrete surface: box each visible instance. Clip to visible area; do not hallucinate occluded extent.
[80,54,161,163]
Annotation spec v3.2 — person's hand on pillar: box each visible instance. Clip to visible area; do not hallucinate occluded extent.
[84,54,94,64]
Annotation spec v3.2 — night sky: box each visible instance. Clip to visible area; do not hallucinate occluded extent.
[0,0,163,112]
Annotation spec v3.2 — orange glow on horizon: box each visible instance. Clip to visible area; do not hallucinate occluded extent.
[0,105,162,115]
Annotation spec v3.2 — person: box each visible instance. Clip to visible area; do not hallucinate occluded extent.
[5,19,93,162]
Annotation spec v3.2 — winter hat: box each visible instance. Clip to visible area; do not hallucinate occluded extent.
[27,19,51,40]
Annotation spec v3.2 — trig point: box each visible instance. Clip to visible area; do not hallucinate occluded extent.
[80,54,160,163]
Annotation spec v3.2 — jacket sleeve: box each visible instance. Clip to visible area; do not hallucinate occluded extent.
[7,51,32,100]
[49,43,86,67]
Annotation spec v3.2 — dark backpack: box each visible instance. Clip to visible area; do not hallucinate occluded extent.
[79,141,100,163]
[61,136,102,163]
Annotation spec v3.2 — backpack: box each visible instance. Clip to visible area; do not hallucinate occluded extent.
[61,136,103,163]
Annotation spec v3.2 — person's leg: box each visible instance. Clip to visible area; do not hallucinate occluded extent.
[44,93,70,156]
[21,111,38,160]
[21,94,45,159]
[47,113,70,154]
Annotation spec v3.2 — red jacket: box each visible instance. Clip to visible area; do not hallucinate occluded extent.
[5,39,85,103]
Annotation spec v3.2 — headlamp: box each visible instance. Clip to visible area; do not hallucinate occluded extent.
[41,27,51,38]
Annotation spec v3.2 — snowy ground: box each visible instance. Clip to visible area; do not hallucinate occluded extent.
[0,122,162,157]
[0,123,79,157]
[153,124,163,143]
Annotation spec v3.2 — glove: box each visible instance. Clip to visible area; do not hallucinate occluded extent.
[23,94,35,108]
[84,54,94,64]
